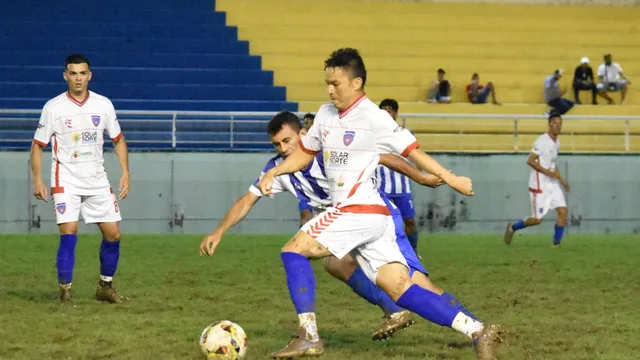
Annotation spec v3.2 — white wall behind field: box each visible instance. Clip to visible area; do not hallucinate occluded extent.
[2,152,640,235]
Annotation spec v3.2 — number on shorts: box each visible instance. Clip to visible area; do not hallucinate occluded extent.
[114,201,119,213]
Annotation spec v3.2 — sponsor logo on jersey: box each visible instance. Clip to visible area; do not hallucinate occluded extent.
[343,131,355,146]
[37,123,45,129]
[91,115,101,127]
[81,131,98,144]
[324,150,349,168]
[73,150,93,159]
[56,203,66,214]
[72,133,81,144]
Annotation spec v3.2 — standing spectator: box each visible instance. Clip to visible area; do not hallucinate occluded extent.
[466,73,500,105]
[597,53,632,105]
[572,57,597,105]
[427,68,451,103]
[302,113,315,130]
[544,69,574,115]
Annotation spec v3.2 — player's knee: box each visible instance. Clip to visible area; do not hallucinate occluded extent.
[532,218,543,225]
[323,256,352,282]
[104,229,120,242]
[376,262,412,302]
[58,222,78,235]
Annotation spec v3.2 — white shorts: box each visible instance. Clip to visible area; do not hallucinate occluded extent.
[53,192,122,224]
[529,185,566,219]
[302,208,408,282]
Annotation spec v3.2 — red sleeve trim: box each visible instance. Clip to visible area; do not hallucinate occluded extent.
[299,140,319,155]
[401,141,419,157]
[33,139,48,147]
[111,133,123,142]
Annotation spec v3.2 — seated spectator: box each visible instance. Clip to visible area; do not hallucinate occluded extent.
[465,73,500,105]
[301,113,315,130]
[572,57,597,105]
[427,68,451,103]
[597,53,632,105]
[544,69,574,115]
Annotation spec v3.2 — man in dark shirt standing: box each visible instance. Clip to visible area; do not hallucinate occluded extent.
[572,57,597,105]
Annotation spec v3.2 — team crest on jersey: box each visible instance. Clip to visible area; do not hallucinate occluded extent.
[91,115,101,127]
[56,203,67,214]
[343,131,355,146]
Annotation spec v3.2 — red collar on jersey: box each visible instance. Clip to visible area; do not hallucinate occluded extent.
[338,93,367,119]
[66,91,90,107]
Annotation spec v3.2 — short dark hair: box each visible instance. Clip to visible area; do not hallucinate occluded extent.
[379,99,399,112]
[548,112,562,123]
[438,68,446,74]
[472,73,479,78]
[268,111,302,135]
[324,48,367,88]
[65,54,90,70]
[302,113,315,121]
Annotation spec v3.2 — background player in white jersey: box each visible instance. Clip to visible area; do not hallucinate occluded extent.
[257,48,502,360]
[503,112,569,247]
[376,99,421,255]
[31,54,130,305]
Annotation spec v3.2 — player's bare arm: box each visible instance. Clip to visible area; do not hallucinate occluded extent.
[30,141,48,202]
[406,149,474,195]
[526,153,557,178]
[200,192,260,256]
[553,167,571,192]
[379,153,444,188]
[113,136,130,200]
[258,147,315,196]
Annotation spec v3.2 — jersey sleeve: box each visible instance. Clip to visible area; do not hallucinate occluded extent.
[248,159,285,197]
[374,111,419,157]
[33,104,54,146]
[300,111,323,154]
[597,64,605,77]
[616,63,624,73]
[531,138,544,156]
[105,101,123,141]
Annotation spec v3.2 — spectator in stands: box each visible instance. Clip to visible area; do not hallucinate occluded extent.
[597,53,632,105]
[544,69,574,115]
[572,57,597,105]
[427,68,451,103]
[302,113,315,130]
[465,73,500,105]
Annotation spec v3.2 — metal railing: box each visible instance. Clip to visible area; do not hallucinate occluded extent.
[1,109,640,152]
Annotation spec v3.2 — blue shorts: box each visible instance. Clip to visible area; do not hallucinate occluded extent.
[298,201,313,212]
[471,88,491,104]
[387,193,416,219]
[381,193,427,276]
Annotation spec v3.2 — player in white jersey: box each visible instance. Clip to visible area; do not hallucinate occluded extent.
[257,48,503,359]
[503,113,569,247]
[31,54,130,305]
[375,99,421,255]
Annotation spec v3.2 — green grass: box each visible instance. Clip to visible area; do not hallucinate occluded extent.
[1,233,639,360]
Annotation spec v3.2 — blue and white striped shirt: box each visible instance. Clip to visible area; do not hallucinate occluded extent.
[249,153,331,211]
[376,164,412,195]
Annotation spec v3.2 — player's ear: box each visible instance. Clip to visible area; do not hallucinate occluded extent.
[352,77,363,91]
[62,71,68,82]
[299,128,308,136]
[87,71,92,82]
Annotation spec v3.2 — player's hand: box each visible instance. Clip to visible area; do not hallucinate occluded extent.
[421,173,446,188]
[119,172,130,200]
[561,180,571,192]
[448,176,474,196]
[33,178,48,202]
[258,169,276,197]
[200,233,222,256]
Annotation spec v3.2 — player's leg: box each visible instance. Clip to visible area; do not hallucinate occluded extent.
[53,193,81,305]
[391,195,419,253]
[504,191,547,245]
[550,187,568,247]
[82,192,126,303]
[597,83,614,104]
[355,235,503,359]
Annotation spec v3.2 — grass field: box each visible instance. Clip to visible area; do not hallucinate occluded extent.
[1,233,639,360]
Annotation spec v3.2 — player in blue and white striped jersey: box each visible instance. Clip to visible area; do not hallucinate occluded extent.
[201,111,478,341]
[376,99,421,254]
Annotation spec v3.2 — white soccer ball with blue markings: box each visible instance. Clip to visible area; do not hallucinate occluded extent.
[199,320,248,359]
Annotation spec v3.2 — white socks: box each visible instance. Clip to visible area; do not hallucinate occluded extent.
[298,312,319,342]
[451,312,484,339]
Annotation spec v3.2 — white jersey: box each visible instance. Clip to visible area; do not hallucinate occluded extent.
[33,91,122,195]
[597,62,623,83]
[528,133,560,193]
[300,96,418,214]
[249,152,331,211]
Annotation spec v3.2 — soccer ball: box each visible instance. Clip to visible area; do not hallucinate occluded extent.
[199,321,248,359]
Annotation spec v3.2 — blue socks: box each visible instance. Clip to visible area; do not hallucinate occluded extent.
[512,219,526,231]
[281,252,316,314]
[57,234,78,284]
[99,239,120,280]
[553,225,565,245]
[396,284,460,327]
[346,267,403,314]
[441,292,478,320]
[406,232,419,251]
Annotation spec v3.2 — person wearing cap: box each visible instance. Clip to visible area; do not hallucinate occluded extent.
[572,57,597,105]
[544,69,574,115]
[597,53,631,105]
[427,68,452,103]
